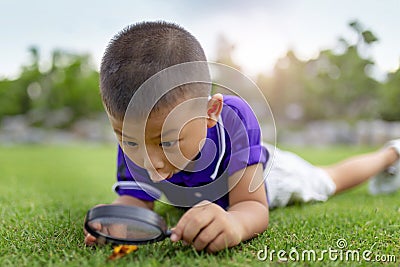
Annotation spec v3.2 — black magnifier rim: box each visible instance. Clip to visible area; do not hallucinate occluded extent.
[84,205,171,245]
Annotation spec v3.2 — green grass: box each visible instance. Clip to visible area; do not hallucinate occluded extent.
[0,144,399,266]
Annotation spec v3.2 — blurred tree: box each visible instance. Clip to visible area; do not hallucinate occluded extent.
[303,45,379,120]
[0,47,102,127]
[215,34,241,71]
[305,20,379,120]
[258,20,381,123]
[46,50,102,117]
[1,20,399,129]
[349,20,379,46]
[258,50,307,123]
[0,46,41,117]
[379,67,400,121]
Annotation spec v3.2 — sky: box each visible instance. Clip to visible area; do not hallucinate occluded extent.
[1,0,399,80]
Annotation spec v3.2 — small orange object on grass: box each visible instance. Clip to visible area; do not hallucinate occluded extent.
[108,245,139,261]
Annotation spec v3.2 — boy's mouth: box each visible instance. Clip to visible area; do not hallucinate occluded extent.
[148,171,174,182]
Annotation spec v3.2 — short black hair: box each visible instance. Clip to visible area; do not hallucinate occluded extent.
[100,21,211,120]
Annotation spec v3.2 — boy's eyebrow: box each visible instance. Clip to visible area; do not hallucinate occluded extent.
[149,129,179,139]
[114,129,136,139]
[113,129,178,139]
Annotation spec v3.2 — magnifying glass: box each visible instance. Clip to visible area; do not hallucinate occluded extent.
[84,205,172,245]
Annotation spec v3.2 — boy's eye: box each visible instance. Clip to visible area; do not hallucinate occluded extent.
[160,140,178,148]
[123,141,138,147]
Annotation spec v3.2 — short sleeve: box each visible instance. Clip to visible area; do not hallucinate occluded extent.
[221,96,268,176]
[114,145,161,202]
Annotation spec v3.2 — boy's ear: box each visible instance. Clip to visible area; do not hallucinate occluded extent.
[207,94,223,128]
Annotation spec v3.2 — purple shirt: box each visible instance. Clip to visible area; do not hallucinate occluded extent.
[113,95,268,209]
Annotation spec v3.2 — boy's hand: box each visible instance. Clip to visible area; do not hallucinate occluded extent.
[170,200,242,253]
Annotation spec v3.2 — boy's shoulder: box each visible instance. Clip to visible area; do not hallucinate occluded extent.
[222,94,249,109]
[221,95,258,127]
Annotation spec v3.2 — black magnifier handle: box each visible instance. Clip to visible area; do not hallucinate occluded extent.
[165,229,172,237]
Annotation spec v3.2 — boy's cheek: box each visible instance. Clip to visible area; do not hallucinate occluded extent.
[164,152,190,170]
[123,154,144,169]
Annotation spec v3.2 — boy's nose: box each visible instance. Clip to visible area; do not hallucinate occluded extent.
[143,148,169,181]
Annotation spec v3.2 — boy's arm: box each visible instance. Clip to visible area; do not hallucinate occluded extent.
[112,195,154,210]
[171,163,269,252]
[227,163,269,241]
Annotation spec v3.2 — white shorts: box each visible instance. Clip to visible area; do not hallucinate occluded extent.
[263,144,336,209]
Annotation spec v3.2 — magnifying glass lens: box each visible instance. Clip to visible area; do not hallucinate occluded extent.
[85,205,171,244]
[88,217,162,241]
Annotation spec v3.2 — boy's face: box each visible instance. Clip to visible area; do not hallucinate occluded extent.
[108,95,222,182]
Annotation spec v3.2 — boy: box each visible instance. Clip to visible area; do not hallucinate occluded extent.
[84,21,400,253]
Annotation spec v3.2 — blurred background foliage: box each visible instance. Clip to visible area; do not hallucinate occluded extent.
[0,20,399,129]
[0,47,103,128]
[255,20,399,124]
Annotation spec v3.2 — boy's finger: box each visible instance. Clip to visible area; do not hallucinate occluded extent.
[170,202,214,243]
[170,229,181,242]
[85,221,102,234]
[171,211,192,242]
[91,222,102,230]
[193,220,222,251]
[193,199,211,208]
[181,214,213,244]
[84,234,97,246]
[206,232,226,253]
[172,205,215,244]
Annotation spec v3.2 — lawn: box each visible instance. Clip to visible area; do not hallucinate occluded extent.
[0,144,398,266]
